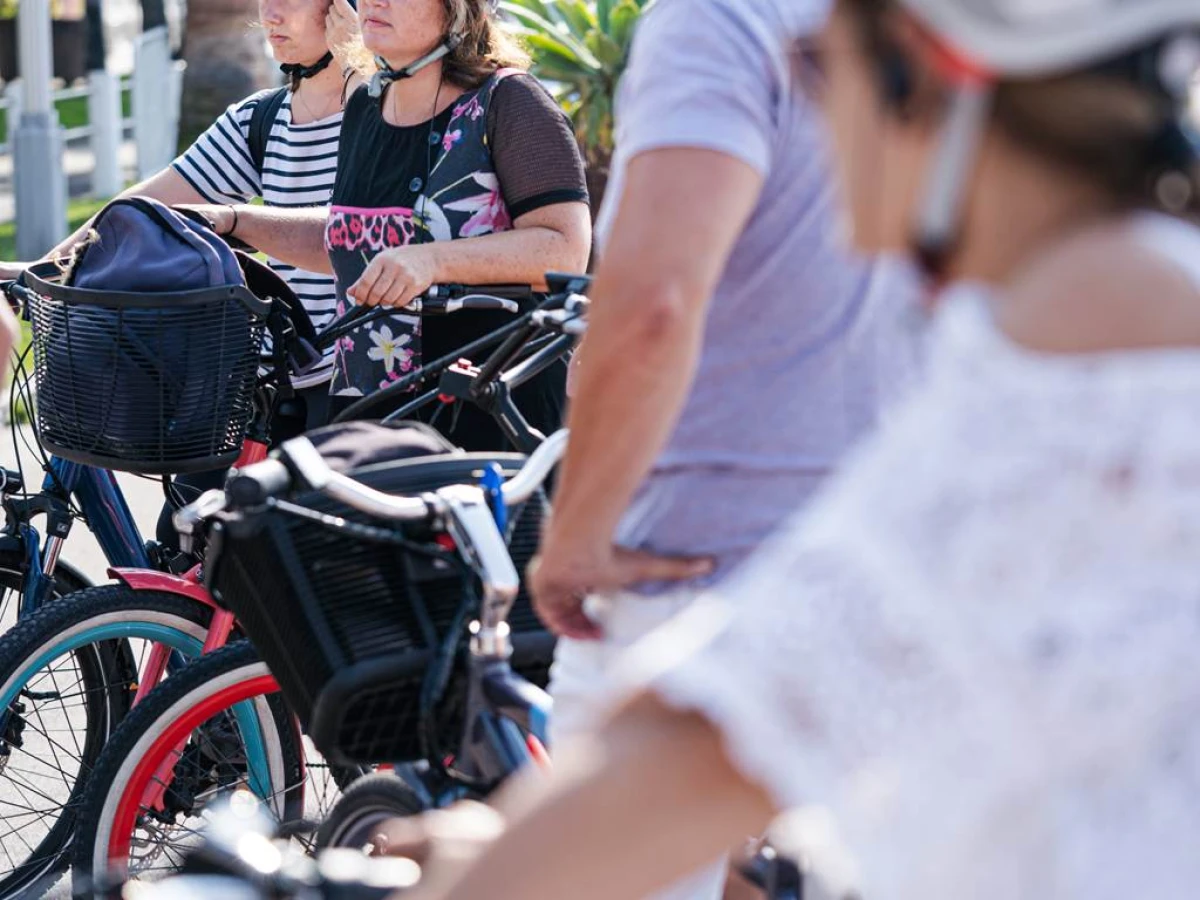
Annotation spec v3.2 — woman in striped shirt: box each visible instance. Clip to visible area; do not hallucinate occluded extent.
[3,0,349,432]
[0,0,355,552]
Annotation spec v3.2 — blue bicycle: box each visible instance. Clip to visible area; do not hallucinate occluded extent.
[0,292,184,899]
[0,268,353,898]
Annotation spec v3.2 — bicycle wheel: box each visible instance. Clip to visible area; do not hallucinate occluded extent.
[72,641,354,898]
[0,552,90,637]
[316,771,425,853]
[0,584,212,898]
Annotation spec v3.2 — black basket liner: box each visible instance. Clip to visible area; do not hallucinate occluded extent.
[206,451,552,765]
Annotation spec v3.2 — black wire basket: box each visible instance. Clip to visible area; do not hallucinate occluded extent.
[22,265,269,474]
[205,452,553,767]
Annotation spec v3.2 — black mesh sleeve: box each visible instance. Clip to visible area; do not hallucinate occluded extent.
[487,74,590,220]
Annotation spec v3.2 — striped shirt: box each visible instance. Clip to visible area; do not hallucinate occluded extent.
[172,90,342,389]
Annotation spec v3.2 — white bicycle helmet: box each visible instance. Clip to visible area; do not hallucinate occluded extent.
[899,0,1200,78]
[881,0,1200,275]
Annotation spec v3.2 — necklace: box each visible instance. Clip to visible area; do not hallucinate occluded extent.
[387,79,446,127]
[293,84,339,123]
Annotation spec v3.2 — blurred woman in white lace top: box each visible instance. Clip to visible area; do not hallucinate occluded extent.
[400,2,1200,898]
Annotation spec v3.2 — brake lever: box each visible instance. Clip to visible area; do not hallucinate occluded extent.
[172,489,230,554]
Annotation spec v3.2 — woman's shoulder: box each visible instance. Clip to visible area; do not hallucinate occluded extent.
[484,70,570,135]
[995,216,1200,355]
[343,82,374,116]
[487,70,558,111]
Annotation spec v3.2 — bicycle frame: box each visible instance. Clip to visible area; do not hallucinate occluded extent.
[455,656,552,785]
[115,438,270,706]
[0,439,271,764]
[107,438,277,811]
[12,458,152,616]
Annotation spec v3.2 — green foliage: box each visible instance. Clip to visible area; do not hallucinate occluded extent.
[500,0,654,169]
[0,1,15,21]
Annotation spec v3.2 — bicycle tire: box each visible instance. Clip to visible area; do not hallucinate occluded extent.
[316,771,425,852]
[71,642,307,898]
[0,584,213,899]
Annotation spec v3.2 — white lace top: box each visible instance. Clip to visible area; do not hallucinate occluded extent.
[631,219,1200,900]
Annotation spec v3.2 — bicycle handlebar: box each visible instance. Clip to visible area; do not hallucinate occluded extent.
[123,799,421,900]
[530,293,589,336]
[307,285,532,362]
[175,429,568,536]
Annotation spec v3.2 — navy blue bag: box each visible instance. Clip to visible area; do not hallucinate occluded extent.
[24,198,270,474]
[67,197,246,291]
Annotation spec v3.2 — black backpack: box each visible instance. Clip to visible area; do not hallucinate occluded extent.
[248,86,289,176]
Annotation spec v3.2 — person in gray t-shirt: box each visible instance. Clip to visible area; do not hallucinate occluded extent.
[530,1,919,894]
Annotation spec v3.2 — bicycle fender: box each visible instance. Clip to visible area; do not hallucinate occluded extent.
[107,567,218,609]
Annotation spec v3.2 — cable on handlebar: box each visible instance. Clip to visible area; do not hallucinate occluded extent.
[265,496,464,559]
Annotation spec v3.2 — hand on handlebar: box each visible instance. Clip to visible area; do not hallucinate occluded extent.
[0,281,20,353]
[370,802,504,866]
[0,262,28,283]
[349,245,439,309]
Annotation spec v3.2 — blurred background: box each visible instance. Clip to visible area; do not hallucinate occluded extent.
[0,0,651,261]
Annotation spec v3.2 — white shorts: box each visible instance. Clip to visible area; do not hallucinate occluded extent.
[548,588,727,900]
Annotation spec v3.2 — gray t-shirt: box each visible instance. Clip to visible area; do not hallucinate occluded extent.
[597,0,922,585]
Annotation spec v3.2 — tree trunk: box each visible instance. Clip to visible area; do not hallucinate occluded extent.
[177,0,271,150]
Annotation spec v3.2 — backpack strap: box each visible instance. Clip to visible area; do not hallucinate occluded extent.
[248,87,289,177]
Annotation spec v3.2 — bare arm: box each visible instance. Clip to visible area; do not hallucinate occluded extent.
[529,148,763,637]
[192,203,333,273]
[407,693,774,900]
[348,202,591,306]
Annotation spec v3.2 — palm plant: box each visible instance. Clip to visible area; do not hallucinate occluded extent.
[500,0,655,213]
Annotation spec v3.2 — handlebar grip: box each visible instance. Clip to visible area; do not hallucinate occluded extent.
[225,459,292,508]
[7,282,36,312]
[416,295,520,315]
[427,283,533,301]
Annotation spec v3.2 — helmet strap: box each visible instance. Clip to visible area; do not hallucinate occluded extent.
[911,82,992,282]
[368,35,463,100]
[280,51,335,92]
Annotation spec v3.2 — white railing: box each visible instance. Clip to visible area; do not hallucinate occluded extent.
[0,26,184,194]
[0,77,134,153]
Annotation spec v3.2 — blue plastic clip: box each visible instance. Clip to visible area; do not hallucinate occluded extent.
[480,462,507,532]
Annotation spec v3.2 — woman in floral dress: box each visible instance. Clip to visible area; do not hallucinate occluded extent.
[198,0,591,450]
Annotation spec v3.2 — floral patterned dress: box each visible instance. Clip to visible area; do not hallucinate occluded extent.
[325,71,521,398]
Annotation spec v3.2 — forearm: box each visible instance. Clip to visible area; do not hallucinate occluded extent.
[412,694,773,900]
[425,225,588,290]
[547,269,706,547]
[228,205,332,273]
[34,168,204,266]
